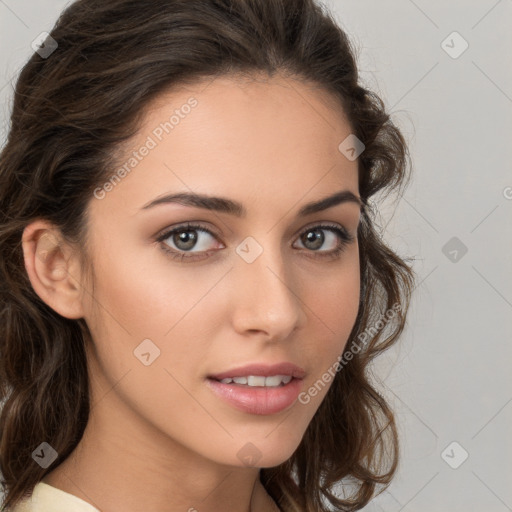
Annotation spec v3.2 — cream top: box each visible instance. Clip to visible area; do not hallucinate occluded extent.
[8,482,100,512]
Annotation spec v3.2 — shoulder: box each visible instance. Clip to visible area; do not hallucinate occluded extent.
[7,482,101,512]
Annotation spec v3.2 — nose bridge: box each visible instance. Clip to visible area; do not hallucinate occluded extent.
[231,234,303,336]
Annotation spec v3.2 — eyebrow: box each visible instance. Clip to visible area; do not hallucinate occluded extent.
[140,189,363,217]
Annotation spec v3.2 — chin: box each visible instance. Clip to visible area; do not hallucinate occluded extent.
[222,428,306,469]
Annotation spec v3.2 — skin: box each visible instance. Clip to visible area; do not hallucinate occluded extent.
[22,73,362,512]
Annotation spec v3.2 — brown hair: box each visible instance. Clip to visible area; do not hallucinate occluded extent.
[0,0,415,510]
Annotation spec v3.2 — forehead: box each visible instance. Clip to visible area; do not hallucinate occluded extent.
[92,73,359,219]
[144,72,352,149]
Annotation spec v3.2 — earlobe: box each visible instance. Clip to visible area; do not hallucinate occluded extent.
[21,220,86,319]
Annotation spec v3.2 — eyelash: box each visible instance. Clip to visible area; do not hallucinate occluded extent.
[155,222,355,262]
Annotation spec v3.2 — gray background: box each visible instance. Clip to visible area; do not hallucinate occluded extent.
[1,1,511,511]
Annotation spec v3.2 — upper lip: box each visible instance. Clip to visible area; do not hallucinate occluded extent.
[208,362,306,381]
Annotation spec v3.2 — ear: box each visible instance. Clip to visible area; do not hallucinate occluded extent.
[22,219,87,319]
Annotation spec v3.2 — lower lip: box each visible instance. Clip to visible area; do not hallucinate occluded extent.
[205,377,303,415]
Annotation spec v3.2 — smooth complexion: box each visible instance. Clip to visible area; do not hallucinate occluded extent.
[22,73,362,512]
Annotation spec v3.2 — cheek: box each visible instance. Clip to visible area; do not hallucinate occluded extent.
[82,241,225,387]
[82,256,226,433]
[300,255,360,383]
[86,234,222,333]
[307,253,360,332]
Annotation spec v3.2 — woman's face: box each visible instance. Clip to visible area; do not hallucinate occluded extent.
[80,73,361,468]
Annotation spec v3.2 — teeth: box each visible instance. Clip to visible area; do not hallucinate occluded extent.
[259,375,279,387]
[218,375,293,387]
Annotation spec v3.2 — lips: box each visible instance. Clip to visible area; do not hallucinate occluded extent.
[205,362,306,415]
[207,362,306,381]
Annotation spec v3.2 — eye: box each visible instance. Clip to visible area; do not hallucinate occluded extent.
[156,222,222,262]
[293,223,355,259]
[155,222,355,262]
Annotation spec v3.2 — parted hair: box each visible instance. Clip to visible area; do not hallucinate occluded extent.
[0,0,415,510]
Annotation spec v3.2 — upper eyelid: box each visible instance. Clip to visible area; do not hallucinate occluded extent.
[156,223,218,242]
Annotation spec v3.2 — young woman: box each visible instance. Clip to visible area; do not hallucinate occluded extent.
[0,0,415,510]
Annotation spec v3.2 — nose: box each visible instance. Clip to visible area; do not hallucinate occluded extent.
[230,240,306,341]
